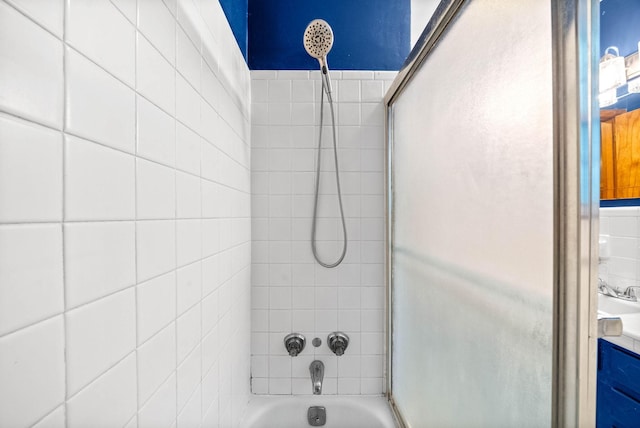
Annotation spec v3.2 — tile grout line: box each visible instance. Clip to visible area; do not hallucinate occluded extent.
[197,19,207,422]
[61,0,69,424]
[172,12,179,425]
[0,215,254,227]
[264,80,271,393]
[133,2,141,423]
[288,76,294,392]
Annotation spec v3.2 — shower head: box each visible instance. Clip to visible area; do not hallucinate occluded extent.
[303,19,334,73]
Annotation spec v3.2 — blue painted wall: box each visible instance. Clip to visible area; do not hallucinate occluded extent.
[600,0,640,112]
[219,0,248,60]
[247,0,410,70]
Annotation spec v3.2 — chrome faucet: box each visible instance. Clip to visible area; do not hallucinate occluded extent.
[598,279,640,302]
[310,360,324,395]
[599,278,620,298]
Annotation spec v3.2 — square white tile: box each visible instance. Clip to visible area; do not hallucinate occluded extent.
[66,48,135,153]
[175,0,202,48]
[176,219,202,267]
[138,373,176,428]
[137,272,176,344]
[137,34,176,116]
[269,80,291,103]
[137,95,176,167]
[137,0,176,64]
[176,172,202,218]
[136,220,176,282]
[0,225,63,336]
[137,158,176,219]
[64,221,136,309]
[177,304,201,363]
[66,0,135,86]
[200,99,219,145]
[177,262,202,315]
[65,288,136,395]
[201,289,220,335]
[0,114,62,222]
[201,62,222,111]
[176,26,201,91]
[65,135,135,221]
[177,345,201,412]
[203,219,221,257]
[66,354,136,428]
[177,386,201,428]
[0,2,63,128]
[137,322,176,405]
[0,316,65,427]
[176,74,201,133]
[176,122,201,175]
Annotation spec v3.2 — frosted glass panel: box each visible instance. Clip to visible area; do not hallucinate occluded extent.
[391,0,554,426]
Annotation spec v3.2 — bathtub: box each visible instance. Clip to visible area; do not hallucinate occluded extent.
[239,395,397,428]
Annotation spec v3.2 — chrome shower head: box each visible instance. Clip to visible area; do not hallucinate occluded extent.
[303,19,334,72]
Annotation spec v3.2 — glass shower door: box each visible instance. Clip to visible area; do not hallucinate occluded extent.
[386,0,599,426]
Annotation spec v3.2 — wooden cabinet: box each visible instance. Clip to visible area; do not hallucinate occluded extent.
[597,339,640,427]
[601,109,640,199]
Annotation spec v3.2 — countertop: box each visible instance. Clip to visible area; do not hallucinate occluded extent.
[599,295,640,354]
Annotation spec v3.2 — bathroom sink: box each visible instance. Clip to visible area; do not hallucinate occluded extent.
[598,294,640,315]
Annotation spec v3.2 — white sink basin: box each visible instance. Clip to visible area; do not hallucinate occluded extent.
[598,293,640,315]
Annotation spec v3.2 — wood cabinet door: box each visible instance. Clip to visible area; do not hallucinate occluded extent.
[600,109,640,199]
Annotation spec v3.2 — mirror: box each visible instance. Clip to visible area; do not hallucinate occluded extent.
[599,0,640,202]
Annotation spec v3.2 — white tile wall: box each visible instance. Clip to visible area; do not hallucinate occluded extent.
[600,207,640,290]
[250,70,395,395]
[0,1,251,427]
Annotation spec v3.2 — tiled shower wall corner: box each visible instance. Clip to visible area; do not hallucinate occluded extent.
[250,70,396,395]
[0,0,251,427]
[600,207,640,291]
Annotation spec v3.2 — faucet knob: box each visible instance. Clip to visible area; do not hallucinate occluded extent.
[622,286,640,301]
[284,333,306,357]
[327,332,349,356]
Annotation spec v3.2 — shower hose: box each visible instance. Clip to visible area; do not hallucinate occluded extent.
[311,77,348,268]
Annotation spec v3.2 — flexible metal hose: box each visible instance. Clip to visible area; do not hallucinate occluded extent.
[311,77,347,268]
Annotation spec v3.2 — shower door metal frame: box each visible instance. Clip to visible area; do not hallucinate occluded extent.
[383,0,600,426]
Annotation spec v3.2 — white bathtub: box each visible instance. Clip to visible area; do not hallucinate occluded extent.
[239,395,397,428]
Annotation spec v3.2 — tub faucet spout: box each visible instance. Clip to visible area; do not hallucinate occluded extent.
[310,360,324,395]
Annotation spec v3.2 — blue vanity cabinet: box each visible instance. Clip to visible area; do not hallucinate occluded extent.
[597,339,640,427]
